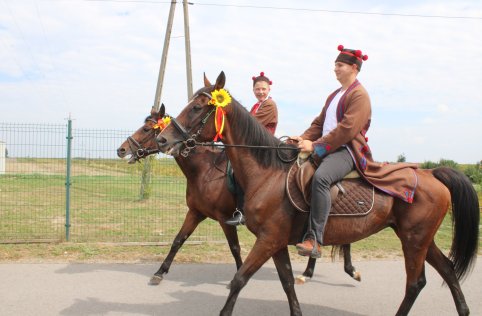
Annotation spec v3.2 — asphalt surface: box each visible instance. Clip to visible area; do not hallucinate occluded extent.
[0,259,481,315]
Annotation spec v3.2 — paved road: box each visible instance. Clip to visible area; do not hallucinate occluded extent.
[0,259,481,315]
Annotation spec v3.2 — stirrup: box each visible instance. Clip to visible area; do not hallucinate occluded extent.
[225,209,245,226]
[232,209,242,218]
[300,229,317,243]
[301,229,321,258]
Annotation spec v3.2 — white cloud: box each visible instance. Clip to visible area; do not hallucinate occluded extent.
[437,104,449,113]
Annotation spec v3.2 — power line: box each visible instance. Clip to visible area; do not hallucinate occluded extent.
[49,0,482,20]
[193,2,482,20]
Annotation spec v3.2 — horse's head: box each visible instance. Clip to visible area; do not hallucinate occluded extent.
[117,104,167,163]
[156,71,227,157]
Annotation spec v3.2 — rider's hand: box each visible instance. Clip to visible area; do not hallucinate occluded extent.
[288,136,303,144]
[298,139,314,153]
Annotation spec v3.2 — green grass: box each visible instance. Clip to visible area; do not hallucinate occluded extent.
[0,157,480,263]
[0,157,199,243]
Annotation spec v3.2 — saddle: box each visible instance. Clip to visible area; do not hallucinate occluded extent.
[286,156,375,216]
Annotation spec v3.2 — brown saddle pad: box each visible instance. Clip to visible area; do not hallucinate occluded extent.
[286,160,375,216]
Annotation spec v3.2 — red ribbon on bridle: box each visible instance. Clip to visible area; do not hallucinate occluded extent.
[213,106,225,141]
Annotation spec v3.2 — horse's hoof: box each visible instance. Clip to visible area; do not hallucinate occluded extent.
[148,275,163,286]
[353,271,361,282]
[295,275,307,285]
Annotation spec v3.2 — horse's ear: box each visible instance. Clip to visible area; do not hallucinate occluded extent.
[150,106,158,116]
[203,72,211,87]
[214,71,226,90]
[159,103,166,118]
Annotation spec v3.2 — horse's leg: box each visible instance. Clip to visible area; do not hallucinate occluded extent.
[272,247,302,315]
[149,209,205,285]
[341,244,361,281]
[220,241,271,316]
[426,241,470,315]
[296,244,361,284]
[220,223,243,270]
[295,257,316,285]
[395,240,428,315]
[220,239,297,316]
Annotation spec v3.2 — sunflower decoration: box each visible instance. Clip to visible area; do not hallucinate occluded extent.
[209,89,232,107]
[209,89,232,141]
[153,116,171,130]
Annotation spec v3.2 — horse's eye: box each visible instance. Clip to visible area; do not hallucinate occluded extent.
[193,104,202,111]
[143,126,150,132]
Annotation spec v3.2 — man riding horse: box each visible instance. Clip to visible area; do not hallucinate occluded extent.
[294,45,418,258]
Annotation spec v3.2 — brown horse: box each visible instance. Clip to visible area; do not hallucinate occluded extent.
[156,71,479,316]
[117,108,360,285]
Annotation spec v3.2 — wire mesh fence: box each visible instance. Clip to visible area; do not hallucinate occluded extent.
[0,122,225,243]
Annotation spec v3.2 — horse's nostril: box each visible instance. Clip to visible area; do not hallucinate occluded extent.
[117,147,126,157]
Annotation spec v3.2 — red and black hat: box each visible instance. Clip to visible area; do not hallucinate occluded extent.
[252,71,272,86]
[335,45,368,71]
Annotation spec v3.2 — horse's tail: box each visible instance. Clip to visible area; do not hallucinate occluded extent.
[330,245,345,261]
[432,167,480,280]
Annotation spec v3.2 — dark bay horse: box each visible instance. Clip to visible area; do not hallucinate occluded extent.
[117,108,360,285]
[156,71,479,316]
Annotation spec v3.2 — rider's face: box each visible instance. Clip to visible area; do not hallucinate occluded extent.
[334,62,358,83]
[253,81,270,102]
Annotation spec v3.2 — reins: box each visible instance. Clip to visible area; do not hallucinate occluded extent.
[195,141,299,151]
[175,138,299,163]
[166,103,300,162]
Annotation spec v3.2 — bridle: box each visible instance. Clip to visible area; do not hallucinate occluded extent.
[165,92,300,162]
[167,91,216,157]
[125,117,162,161]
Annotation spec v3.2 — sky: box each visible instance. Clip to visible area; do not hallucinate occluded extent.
[0,0,481,163]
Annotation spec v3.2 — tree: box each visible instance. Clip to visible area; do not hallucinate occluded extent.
[396,153,406,163]
[138,156,154,200]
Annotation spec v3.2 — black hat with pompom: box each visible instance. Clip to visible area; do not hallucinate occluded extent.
[335,44,368,71]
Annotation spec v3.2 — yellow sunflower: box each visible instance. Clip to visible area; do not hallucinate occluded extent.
[210,89,232,107]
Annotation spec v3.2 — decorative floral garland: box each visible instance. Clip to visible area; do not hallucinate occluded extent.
[153,116,171,130]
[208,89,232,141]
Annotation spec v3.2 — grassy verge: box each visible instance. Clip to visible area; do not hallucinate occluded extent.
[1,158,480,263]
[1,215,480,263]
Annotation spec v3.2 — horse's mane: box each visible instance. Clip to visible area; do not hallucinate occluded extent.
[229,98,297,171]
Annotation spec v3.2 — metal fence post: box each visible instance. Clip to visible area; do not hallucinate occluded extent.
[65,118,73,241]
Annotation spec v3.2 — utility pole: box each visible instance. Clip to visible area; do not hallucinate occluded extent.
[153,0,177,112]
[141,1,177,201]
[183,0,193,100]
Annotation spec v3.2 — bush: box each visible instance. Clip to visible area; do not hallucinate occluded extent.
[420,158,459,170]
[422,159,482,187]
[463,162,482,185]
[420,161,439,169]
[438,159,459,169]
